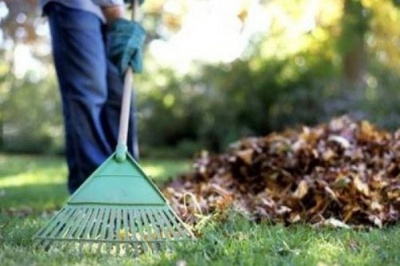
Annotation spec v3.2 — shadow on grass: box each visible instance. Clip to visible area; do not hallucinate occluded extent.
[0,183,69,212]
[0,183,69,249]
[0,154,66,181]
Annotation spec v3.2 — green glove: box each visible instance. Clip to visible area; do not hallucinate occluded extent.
[107,18,146,74]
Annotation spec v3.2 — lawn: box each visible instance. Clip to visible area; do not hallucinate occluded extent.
[0,154,399,266]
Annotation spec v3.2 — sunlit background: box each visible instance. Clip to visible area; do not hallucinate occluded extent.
[0,0,400,156]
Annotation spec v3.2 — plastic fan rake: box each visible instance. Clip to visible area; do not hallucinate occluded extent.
[34,151,194,255]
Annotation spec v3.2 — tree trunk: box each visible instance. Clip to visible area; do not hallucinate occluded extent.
[343,36,367,89]
[341,0,369,89]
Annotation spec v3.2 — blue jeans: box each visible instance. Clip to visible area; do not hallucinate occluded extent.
[45,3,138,193]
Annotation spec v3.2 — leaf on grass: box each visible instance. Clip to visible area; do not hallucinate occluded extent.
[4,207,34,218]
[317,218,351,229]
[176,260,187,266]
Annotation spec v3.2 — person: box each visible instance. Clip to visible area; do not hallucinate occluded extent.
[38,0,146,193]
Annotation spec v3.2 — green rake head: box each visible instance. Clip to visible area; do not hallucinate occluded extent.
[34,151,195,256]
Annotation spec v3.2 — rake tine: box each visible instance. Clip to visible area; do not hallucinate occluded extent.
[38,207,70,240]
[107,209,117,253]
[67,208,90,240]
[97,208,111,253]
[47,207,77,240]
[91,207,105,240]
[87,207,103,253]
[115,209,122,255]
[77,208,97,253]
[109,209,116,239]
[35,208,66,239]
[59,208,80,240]
[154,209,174,240]
[122,208,130,254]
[170,209,190,239]
[146,209,160,252]
[135,209,145,253]
[163,208,178,239]
[34,207,65,249]
[161,209,181,240]
[128,209,139,257]
[137,209,150,253]
[37,239,51,251]
[147,209,163,241]
[81,207,99,240]
[146,211,158,252]
[74,207,94,239]
[142,210,156,251]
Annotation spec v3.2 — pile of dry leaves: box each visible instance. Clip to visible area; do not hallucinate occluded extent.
[163,116,400,228]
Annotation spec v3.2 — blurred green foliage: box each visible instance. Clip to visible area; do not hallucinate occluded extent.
[0,0,400,156]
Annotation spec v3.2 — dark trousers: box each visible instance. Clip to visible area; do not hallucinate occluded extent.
[45,3,138,193]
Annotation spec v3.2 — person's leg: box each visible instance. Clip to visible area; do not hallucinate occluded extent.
[45,3,113,193]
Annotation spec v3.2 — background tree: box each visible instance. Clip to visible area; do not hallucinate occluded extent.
[0,0,399,155]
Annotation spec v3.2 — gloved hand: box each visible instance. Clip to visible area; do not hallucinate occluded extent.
[107,18,146,74]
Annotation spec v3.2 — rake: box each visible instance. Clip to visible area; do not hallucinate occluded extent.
[34,0,194,256]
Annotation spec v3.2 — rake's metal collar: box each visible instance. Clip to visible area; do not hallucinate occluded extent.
[115,144,128,162]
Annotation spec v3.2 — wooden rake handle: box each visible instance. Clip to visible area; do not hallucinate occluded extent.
[116,0,139,161]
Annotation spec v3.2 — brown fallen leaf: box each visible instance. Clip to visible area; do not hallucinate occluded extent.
[293,180,308,199]
[353,176,370,196]
[235,149,254,165]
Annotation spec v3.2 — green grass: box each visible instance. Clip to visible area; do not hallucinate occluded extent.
[0,154,399,266]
